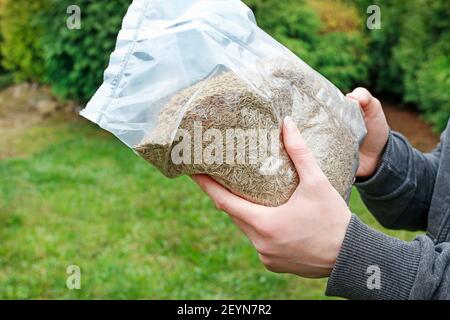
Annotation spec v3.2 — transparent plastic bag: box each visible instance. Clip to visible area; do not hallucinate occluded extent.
[81,0,367,206]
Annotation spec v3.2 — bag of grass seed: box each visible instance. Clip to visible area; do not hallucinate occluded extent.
[81,0,367,206]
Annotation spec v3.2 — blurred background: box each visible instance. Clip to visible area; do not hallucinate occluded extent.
[0,0,448,299]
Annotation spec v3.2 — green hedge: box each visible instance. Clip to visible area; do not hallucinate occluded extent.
[0,0,130,100]
[353,0,450,132]
[0,0,13,88]
[39,0,131,102]
[350,0,407,96]
[0,0,49,82]
[396,0,450,131]
[245,0,369,92]
[416,35,450,132]
[1,0,367,101]
[2,0,447,131]
[0,0,3,73]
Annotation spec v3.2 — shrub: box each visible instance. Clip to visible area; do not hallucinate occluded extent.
[351,0,409,96]
[353,0,450,132]
[0,0,13,88]
[392,1,436,104]
[314,32,369,92]
[416,37,450,132]
[245,0,321,49]
[0,0,49,82]
[244,0,369,92]
[0,0,5,74]
[38,0,131,102]
[392,0,449,131]
[40,0,365,101]
[308,0,362,34]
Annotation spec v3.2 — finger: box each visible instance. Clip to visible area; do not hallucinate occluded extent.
[346,87,371,106]
[346,87,381,117]
[192,175,263,225]
[282,116,324,180]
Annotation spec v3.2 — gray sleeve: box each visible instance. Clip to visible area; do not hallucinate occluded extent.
[326,215,450,300]
[355,130,442,231]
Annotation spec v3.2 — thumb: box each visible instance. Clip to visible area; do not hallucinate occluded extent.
[347,87,381,118]
[282,116,323,181]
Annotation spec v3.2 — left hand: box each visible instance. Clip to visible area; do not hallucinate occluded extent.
[193,116,352,278]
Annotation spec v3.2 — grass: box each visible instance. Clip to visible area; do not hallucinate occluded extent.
[0,116,419,299]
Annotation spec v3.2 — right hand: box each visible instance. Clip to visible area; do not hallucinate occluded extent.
[347,88,390,178]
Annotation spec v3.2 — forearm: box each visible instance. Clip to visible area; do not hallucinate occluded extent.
[356,131,440,231]
[326,215,450,300]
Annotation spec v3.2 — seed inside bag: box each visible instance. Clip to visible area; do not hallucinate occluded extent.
[134,59,359,207]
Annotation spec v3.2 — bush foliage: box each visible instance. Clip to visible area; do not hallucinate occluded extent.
[0,0,5,75]
[354,0,450,131]
[39,0,131,102]
[245,0,369,92]
[0,0,49,82]
[0,0,368,98]
[416,36,450,132]
[0,0,447,130]
[0,0,16,88]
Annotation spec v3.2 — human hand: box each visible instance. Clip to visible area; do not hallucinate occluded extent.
[347,88,389,178]
[192,116,352,278]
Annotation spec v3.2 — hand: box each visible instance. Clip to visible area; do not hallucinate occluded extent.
[192,116,352,278]
[347,88,389,178]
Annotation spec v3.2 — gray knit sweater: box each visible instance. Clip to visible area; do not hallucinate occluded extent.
[326,123,450,300]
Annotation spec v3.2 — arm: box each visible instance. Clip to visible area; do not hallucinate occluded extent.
[356,130,442,231]
[326,215,450,300]
[348,88,441,231]
[193,114,449,300]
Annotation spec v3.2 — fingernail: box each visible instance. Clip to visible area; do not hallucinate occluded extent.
[284,116,297,133]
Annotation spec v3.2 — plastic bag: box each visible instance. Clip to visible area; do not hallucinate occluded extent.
[81,0,367,206]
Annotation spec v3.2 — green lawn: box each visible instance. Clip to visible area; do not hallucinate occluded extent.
[0,116,419,299]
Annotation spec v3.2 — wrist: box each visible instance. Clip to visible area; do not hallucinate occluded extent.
[356,133,390,178]
[325,209,352,269]
[357,153,383,179]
